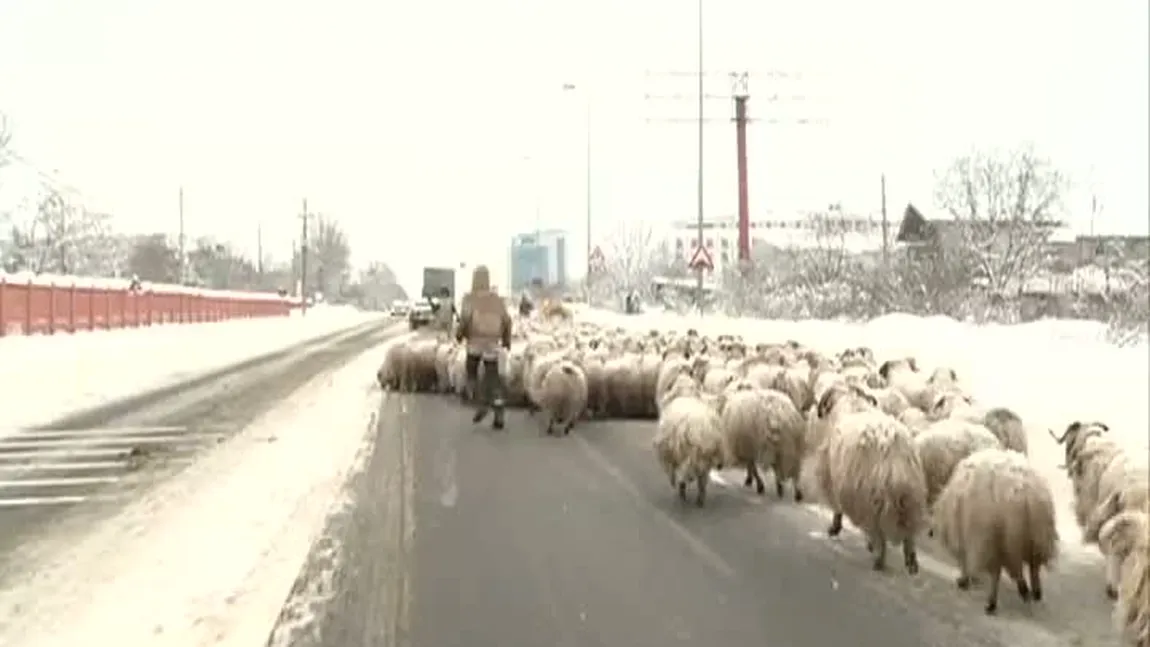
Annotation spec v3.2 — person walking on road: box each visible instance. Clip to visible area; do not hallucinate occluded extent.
[456,265,512,430]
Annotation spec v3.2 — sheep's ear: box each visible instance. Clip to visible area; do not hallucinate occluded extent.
[816,388,838,419]
[878,360,894,380]
[1094,421,1110,432]
[907,357,919,371]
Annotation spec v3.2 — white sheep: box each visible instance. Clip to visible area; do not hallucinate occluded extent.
[929,391,1028,454]
[1098,510,1150,647]
[814,385,928,574]
[537,360,590,436]
[913,418,1002,506]
[932,447,1059,615]
[653,395,725,507]
[717,383,805,501]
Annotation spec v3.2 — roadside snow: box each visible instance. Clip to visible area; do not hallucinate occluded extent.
[0,304,387,431]
[578,307,1149,556]
[0,331,413,647]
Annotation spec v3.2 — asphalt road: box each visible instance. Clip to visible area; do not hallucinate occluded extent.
[0,318,403,585]
[269,392,1117,647]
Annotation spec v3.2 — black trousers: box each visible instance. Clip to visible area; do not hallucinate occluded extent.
[465,352,503,407]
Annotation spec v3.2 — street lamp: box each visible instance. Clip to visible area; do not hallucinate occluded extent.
[561,83,592,281]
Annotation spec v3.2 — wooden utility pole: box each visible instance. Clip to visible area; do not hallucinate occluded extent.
[300,199,309,315]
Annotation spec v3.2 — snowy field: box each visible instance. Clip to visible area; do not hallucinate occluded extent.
[0,304,388,432]
[0,331,414,647]
[576,306,1149,556]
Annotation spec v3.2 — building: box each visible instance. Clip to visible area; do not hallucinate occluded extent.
[665,209,887,276]
[508,229,568,291]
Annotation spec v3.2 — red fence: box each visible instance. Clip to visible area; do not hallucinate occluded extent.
[0,276,293,336]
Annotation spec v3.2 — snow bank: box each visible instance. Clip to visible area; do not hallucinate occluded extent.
[0,303,388,431]
[579,307,1149,554]
[0,332,413,647]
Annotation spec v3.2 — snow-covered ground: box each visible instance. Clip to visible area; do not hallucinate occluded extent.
[576,306,1149,557]
[0,332,413,647]
[0,304,387,432]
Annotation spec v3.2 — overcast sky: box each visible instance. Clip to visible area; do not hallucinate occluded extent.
[0,0,1146,295]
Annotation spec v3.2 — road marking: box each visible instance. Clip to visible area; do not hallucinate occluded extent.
[0,494,90,508]
[0,435,198,450]
[0,476,122,488]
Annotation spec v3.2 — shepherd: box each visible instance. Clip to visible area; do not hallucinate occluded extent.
[456,265,513,429]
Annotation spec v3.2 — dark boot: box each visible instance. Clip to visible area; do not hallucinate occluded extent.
[472,406,490,423]
[492,402,505,430]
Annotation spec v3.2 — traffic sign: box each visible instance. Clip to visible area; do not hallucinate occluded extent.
[687,245,714,272]
[589,245,606,272]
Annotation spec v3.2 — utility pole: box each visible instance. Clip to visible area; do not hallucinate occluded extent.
[178,186,185,284]
[561,83,592,281]
[880,174,889,266]
[645,67,822,302]
[299,198,309,316]
[695,0,704,311]
[256,222,264,278]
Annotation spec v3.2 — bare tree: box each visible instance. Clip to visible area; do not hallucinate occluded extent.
[592,221,662,303]
[934,146,1066,295]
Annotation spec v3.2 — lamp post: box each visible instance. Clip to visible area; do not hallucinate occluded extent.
[561,83,592,281]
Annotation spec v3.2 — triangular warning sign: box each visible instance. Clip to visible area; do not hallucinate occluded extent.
[688,245,714,272]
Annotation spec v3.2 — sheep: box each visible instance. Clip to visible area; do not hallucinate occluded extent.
[932,447,1058,614]
[653,395,725,507]
[717,383,805,500]
[702,366,739,394]
[930,391,1028,455]
[913,418,1002,506]
[897,407,930,434]
[1084,460,1150,600]
[814,384,928,574]
[537,360,590,436]
[771,364,814,412]
[378,340,412,391]
[1098,510,1150,647]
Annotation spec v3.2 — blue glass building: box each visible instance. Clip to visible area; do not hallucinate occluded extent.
[509,229,567,291]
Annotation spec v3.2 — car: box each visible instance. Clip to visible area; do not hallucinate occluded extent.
[390,301,411,317]
[408,301,434,329]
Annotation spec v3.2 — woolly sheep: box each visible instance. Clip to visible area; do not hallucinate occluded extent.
[717,383,805,500]
[702,367,739,394]
[897,407,930,434]
[1085,460,1150,600]
[815,385,927,574]
[932,447,1059,614]
[653,395,725,507]
[930,391,1028,455]
[1098,510,1150,647]
[538,360,590,436]
[913,418,1002,506]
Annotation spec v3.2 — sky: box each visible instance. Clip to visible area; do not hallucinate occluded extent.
[0,0,1146,296]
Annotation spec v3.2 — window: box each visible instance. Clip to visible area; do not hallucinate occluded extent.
[721,251,730,263]
[706,238,714,248]
[721,238,730,248]
[675,238,684,249]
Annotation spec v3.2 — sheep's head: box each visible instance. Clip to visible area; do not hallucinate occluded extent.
[686,328,699,338]
[926,367,959,387]
[928,390,973,420]
[878,357,918,381]
[816,384,878,419]
[1098,509,1148,561]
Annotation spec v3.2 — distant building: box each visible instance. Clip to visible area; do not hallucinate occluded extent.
[666,210,886,275]
[508,229,567,291]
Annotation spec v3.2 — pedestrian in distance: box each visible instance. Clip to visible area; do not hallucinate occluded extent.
[456,265,513,430]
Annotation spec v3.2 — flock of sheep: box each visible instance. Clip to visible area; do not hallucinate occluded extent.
[377,309,1149,646]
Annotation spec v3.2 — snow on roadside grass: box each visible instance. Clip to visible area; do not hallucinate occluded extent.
[578,307,1149,556]
[0,331,414,647]
[0,304,388,431]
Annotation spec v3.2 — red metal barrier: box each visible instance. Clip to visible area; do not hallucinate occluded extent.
[0,276,293,336]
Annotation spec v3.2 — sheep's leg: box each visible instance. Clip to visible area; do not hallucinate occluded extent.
[870,532,888,571]
[1105,554,1121,600]
[955,552,973,589]
[772,460,785,497]
[563,418,574,435]
[792,480,803,502]
[902,537,919,575]
[827,512,844,537]
[677,481,688,502]
[545,419,554,435]
[1027,561,1043,602]
[984,567,1002,614]
[1010,564,1031,602]
[695,475,707,507]
[744,463,765,494]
